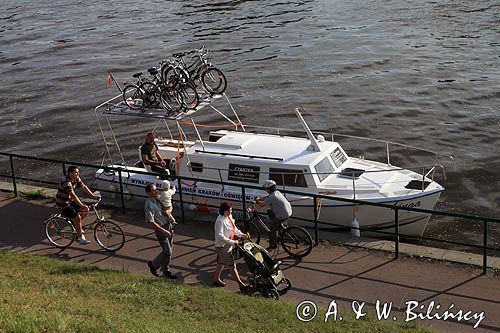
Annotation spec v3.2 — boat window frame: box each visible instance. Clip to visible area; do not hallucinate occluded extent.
[269,167,308,188]
[314,156,335,183]
[330,147,347,168]
[189,162,204,173]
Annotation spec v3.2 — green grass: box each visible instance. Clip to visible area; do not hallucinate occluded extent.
[21,189,54,201]
[0,252,435,333]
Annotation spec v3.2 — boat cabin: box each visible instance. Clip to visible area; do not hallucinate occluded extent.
[159,129,351,191]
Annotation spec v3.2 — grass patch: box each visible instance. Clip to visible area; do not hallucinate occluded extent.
[0,252,435,333]
[21,189,54,201]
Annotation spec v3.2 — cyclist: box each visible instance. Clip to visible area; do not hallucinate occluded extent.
[55,165,99,245]
[248,180,292,250]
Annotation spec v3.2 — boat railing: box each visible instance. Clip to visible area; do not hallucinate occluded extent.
[188,163,447,200]
[241,124,455,168]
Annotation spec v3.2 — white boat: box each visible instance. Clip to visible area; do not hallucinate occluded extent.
[93,91,451,237]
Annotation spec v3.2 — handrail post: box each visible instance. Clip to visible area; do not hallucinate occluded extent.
[241,186,246,219]
[386,142,390,165]
[482,220,488,275]
[394,208,399,259]
[177,175,185,224]
[9,155,17,197]
[422,167,425,191]
[118,169,126,213]
[313,196,319,246]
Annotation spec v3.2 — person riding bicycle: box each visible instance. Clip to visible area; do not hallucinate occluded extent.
[55,165,99,245]
[248,180,292,251]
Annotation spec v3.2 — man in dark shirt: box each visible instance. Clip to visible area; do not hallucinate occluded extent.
[140,132,168,174]
[56,166,99,245]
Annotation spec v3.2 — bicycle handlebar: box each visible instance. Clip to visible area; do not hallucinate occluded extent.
[87,196,102,210]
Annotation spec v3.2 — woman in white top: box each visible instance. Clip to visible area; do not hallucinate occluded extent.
[213,201,248,290]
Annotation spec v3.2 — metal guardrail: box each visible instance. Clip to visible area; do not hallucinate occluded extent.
[1,151,499,274]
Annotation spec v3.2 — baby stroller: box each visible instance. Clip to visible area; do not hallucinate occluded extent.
[235,241,291,299]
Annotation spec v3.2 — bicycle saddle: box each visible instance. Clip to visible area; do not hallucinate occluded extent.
[172,52,186,58]
[132,72,142,78]
[147,67,158,75]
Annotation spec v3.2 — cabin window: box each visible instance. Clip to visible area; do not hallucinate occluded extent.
[314,157,335,182]
[189,162,204,172]
[228,163,260,183]
[269,168,308,188]
[330,147,347,168]
[208,133,224,142]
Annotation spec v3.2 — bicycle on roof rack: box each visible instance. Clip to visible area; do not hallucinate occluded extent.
[161,45,227,95]
[43,196,125,251]
[122,70,184,115]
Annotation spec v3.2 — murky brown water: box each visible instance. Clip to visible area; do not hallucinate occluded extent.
[0,0,499,247]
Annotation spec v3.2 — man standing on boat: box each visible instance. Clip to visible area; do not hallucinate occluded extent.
[144,183,177,279]
[141,132,168,174]
[56,165,99,245]
[249,180,292,251]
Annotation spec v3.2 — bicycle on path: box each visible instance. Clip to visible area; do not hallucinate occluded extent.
[238,207,313,258]
[43,196,125,251]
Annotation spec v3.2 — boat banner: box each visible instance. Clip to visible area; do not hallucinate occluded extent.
[227,163,260,183]
[181,185,256,202]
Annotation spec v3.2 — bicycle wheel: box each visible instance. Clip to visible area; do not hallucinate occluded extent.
[160,87,184,114]
[94,220,125,252]
[122,84,145,109]
[201,67,227,94]
[139,81,160,108]
[44,216,75,248]
[179,84,199,109]
[280,226,313,258]
[247,220,261,244]
[161,64,176,84]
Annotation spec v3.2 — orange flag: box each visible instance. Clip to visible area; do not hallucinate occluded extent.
[105,74,113,89]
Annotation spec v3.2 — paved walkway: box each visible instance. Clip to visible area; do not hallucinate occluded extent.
[0,191,499,333]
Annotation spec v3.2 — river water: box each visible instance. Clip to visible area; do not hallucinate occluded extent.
[1,0,499,248]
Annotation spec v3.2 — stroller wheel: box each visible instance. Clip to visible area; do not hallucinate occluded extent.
[263,289,279,300]
[279,278,292,295]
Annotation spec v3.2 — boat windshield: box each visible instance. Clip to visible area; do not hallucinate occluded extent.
[330,147,347,168]
[314,157,335,182]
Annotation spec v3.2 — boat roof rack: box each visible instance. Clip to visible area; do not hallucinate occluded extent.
[101,93,225,120]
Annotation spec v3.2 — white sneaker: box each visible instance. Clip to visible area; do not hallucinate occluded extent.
[77,237,91,245]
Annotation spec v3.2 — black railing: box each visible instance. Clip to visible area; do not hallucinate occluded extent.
[1,151,499,274]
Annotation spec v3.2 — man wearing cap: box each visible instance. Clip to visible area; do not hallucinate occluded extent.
[248,180,292,250]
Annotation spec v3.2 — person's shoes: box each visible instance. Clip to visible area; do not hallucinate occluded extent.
[266,245,277,251]
[212,280,226,287]
[239,285,251,294]
[162,271,178,279]
[77,237,91,245]
[147,261,159,277]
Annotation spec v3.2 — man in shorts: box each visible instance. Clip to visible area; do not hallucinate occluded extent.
[56,166,99,245]
[249,180,292,250]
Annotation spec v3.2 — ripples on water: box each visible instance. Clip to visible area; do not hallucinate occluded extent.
[0,0,499,243]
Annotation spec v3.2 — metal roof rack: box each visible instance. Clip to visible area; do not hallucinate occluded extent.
[99,92,226,120]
